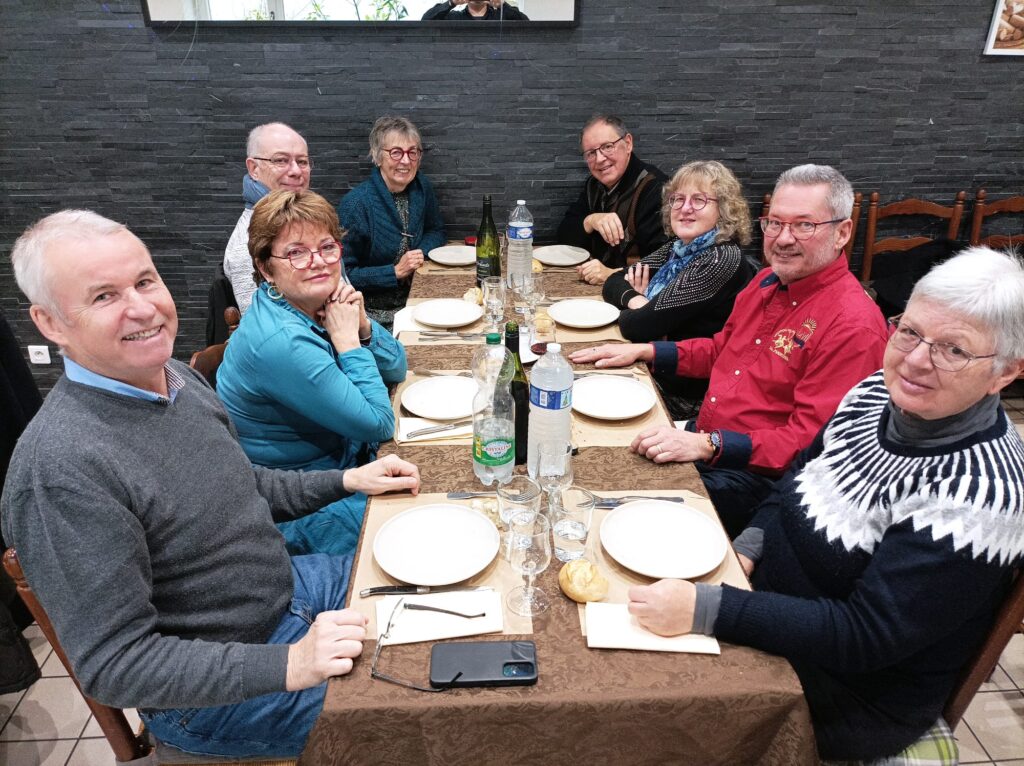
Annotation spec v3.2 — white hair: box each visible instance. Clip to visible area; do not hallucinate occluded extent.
[246,122,302,158]
[11,210,127,314]
[910,246,1024,370]
[774,164,854,219]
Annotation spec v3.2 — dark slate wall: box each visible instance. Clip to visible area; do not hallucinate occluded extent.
[1,0,1021,390]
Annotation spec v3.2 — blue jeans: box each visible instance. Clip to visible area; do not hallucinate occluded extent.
[139,553,352,758]
[277,492,367,556]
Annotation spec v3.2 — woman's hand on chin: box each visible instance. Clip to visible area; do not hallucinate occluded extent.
[323,300,362,353]
[333,284,371,336]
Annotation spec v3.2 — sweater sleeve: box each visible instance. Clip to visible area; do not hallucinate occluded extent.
[630,177,669,257]
[556,186,596,252]
[339,194,400,291]
[251,465,352,523]
[364,319,407,384]
[223,210,257,315]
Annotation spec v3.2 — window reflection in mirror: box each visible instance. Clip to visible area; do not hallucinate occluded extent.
[143,0,577,23]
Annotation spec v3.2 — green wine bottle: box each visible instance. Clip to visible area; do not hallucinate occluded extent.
[505,320,529,465]
[476,194,500,287]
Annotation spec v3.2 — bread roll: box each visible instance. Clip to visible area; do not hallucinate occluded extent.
[558,558,609,603]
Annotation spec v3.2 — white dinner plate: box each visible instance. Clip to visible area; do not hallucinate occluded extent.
[428,245,476,266]
[547,299,620,329]
[533,244,589,266]
[600,500,728,580]
[572,376,656,420]
[401,376,478,420]
[413,299,484,329]
[373,504,500,586]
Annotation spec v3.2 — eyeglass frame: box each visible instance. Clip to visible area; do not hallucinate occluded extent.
[251,155,313,170]
[886,315,998,372]
[759,216,845,241]
[268,239,343,270]
[383,146,423,162]
[667,193,718,211]
[582,135,627,163]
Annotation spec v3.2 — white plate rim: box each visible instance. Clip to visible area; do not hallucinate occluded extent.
[547,299,620,329]
[400,376,477,420]
[373,504,500,586]
[413,299,484,328]
[428,245,476,266]
[599,500,728,580]
[571,375,656,420]
[533,244,590,266]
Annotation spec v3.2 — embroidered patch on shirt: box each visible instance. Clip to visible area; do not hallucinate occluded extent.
[771,317,817,360]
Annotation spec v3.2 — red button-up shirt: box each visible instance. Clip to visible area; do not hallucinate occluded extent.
[652,256,888,475]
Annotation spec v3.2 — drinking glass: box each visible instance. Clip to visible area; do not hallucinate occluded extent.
[538,439,573,516]
[552,486,596,562]
[530,309,556,356]
[523,273,546,326]
[505,511,552,616]
[482,276,505,332]
[496,475,542,528]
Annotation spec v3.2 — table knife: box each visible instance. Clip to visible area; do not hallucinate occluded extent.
[359,584,491,598]
[406,419,473,438]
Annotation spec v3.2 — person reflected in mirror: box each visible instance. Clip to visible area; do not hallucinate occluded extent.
[224,123,312,315]
[217,190,407,557]
[601,160,758,418]
[570,165,888,537]
[422,0,529,20]
[557,115,669,286]
[627,247,1024,764]
[337,116,446,330]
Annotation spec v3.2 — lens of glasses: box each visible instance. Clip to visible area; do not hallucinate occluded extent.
[388,148,421,161]
[285,242,342,269]
[669,194,712,211]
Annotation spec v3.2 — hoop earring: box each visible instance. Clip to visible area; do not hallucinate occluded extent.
[267,283,284,301]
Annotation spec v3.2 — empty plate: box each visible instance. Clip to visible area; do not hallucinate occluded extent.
[373,504,500,586]
[401,376,478,420]
[572,376,656,420]
[428,245,476,266]
[534,245,589,266]
[547,299,619,329]
[413,299,484,329]
[600,500,728,580]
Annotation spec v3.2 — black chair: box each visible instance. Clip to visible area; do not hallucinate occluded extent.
[205,264,240,347]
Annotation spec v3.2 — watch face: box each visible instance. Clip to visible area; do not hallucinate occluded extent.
[710,432,721,449]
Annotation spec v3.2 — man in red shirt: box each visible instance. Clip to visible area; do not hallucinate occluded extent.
[571,165,887,536]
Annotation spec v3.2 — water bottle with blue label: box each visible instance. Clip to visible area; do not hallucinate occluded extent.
[507,199,534,288]
[527,343,574,480]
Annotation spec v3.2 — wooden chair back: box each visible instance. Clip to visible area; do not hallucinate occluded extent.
[3,548,153,763]
[969,189,1024,249]
[760,191,862,266]
[861,191,966,283]
[943,568,1024,728]
[189,308,240,389]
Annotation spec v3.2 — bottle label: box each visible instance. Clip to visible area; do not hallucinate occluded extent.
[530,385,571,410]
[474,435,514,466]
[508,225,533,240]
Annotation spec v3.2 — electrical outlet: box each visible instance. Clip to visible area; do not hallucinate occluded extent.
[28,345,51,364]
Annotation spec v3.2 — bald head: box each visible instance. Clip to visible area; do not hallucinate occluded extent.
[245,123,311,193]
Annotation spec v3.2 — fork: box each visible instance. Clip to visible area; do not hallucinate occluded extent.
[411,369,473,378]
[574,370,639,379]
[591,494,688,508]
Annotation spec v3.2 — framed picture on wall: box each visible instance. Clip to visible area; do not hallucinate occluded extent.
[985,0,1024,54]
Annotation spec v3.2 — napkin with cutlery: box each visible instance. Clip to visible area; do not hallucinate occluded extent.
[396,417,473,444]
[584,602,720,654]
[374,590,503,645]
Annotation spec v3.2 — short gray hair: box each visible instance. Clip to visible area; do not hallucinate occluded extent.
[368,116,421,165]
[11,210,127,313]
[580,114,628,144]
[246,122,301,158]
[909,246,1024,371]
[774,164,854,220]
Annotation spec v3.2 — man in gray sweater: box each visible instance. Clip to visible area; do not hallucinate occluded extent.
[1,209,421,759]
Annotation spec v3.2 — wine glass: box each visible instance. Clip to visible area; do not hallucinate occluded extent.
[505,511,552,616]
[482,276,505,332]
[523,272,546,326]
[538,439,573,516]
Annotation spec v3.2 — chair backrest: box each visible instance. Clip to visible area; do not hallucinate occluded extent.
[943,567,1024,728]
[861,191,966,283]
[969,189,1024,249]
[2,548,153,763]
[205,264,240,347]
[189,308,240,390]
[760,191,863,267]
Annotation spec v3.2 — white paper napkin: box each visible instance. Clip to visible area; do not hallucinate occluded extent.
[584,602,720,654]
[392,306,431,336]
[396,417,474,444]
[374,590,503,645]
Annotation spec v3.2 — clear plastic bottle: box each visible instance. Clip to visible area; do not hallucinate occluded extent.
[507,199,534,288]
[527,342,574,480]
[472,333,516,486]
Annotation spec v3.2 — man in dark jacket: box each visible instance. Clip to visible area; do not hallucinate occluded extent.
[422,0,528,20]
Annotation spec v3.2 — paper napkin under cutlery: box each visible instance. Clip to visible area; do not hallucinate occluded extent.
[392,306,432,336]
[584,602,720,654]
[374,590,503,645]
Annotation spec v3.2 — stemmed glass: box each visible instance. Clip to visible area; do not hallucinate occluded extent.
[522,273,546,328]
[538,439,573,516]
[482,276,505,332]
[505,511,552,617]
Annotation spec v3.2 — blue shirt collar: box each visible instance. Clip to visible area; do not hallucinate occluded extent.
[63,357,185,403]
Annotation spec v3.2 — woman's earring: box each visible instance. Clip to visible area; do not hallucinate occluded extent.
[267,282,284,301]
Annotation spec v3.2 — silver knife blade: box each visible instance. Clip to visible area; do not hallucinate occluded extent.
[594,496,688,508]
[406,419,472,438]
[359,584,491,598]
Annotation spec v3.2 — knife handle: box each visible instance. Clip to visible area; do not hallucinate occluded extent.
[359,585,426,597]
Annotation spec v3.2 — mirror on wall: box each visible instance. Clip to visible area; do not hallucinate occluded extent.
[143,0,578,24]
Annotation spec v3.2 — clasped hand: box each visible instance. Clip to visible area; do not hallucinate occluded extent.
[286,609,367,690]
[322,284,370,353]
[395,249,425,279]
[630,425,712,464]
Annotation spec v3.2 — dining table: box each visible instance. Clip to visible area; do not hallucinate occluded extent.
[300,252,817,765]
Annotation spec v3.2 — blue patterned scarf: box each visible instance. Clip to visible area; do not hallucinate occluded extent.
[645,228,718,299]
[243,174,270,210]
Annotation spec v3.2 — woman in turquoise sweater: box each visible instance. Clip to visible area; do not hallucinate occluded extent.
[338,116,446,329]
[217,189,407,555]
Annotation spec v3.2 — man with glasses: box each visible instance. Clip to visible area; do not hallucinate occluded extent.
[557,115,669,285]
[572,165,888,535]
[224,122,312,315]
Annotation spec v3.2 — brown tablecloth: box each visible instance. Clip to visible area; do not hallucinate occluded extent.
[408,269,600,302]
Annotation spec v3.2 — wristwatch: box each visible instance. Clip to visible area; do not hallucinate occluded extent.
[706,430,722,460]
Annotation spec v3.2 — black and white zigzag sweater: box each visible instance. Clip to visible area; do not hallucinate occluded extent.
[715,371,1024,760]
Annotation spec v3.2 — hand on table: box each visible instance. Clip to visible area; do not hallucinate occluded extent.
[630,425,713,464]
[395,249,425,280]
[322,299,362,354]
[627,579,696,637]
[286,609,368,690]
[344,454,421,496]
[584,212,625,246]
[576,259,619,286]
[568,342,653,368]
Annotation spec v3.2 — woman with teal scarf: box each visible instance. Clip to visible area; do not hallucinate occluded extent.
[602,160,757,417]
[217,189,407,556]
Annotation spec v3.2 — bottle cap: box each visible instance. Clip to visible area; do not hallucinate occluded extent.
[547,343,561,353]
[486,333,501,344]
[465,236,477,246]
[516,199,525,205]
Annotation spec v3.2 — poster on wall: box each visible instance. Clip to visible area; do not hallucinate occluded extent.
[985,0,1024,54]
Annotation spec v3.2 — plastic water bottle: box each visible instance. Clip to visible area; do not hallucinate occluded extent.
[472,333,516,486]
[507,199,534,288]
[527,342,573,480]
